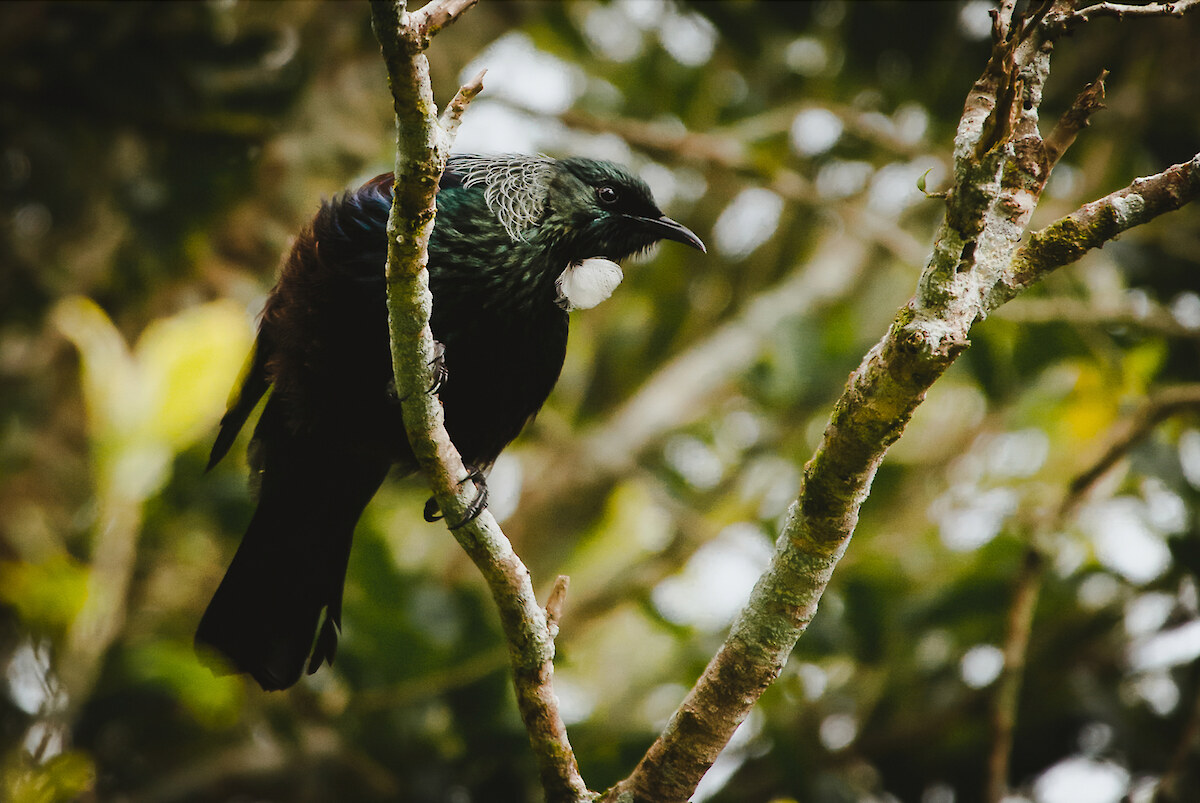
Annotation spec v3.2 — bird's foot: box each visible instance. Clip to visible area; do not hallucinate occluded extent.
[451,468,490,529]
[423,467,489,529]
[390,340,449,402]
[428,340,448,395]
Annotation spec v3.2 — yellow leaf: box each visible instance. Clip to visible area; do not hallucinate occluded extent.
[1063,365,1116,442]
[53,297,254,499]
[51,296,139,441]
[135,300,253,449]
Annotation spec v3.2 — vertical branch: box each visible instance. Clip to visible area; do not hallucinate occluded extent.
[59,496,143,721]
[987,547,1044,803]
[367,2,591,800]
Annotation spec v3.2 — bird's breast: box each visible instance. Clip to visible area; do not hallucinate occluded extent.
[429,301,568,462]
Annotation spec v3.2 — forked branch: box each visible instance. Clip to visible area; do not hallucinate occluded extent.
[603,2,1200,799]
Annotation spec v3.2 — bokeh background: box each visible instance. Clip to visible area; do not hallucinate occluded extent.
[3,1,1200,801]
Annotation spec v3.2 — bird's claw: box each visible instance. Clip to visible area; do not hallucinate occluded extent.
[428,340,448,395]
[423,467,489,529]
[451,468,490,530]
[391,340,449,402]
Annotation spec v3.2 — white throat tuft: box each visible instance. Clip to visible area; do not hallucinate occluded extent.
[556,258,624,311]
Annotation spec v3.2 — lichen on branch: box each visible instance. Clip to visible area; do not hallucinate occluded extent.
[368,2,591,801]
[602,2,1200,800]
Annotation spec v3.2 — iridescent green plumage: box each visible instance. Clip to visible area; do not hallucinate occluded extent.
[197,155,704,691]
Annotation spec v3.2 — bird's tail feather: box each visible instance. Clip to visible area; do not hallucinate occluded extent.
[196,426,390,691]
[207,331,273,472]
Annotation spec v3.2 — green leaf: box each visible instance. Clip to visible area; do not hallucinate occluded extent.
[917,167,932,193]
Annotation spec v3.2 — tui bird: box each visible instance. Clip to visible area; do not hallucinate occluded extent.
[196,154,705,691]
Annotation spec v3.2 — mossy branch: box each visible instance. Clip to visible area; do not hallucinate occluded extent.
[368,2,591,800]
[604,2,1200,799]
[994,153,1200,307]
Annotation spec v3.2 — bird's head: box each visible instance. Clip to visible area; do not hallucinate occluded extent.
[548,157,706,261]
[450,154,705,261]
[448,154,704,310]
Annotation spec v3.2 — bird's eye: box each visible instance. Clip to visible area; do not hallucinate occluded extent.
[596,186,619,205]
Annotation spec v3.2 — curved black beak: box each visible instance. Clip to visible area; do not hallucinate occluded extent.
[629,214,707,254]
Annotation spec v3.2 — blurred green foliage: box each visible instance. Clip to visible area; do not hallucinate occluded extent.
[2,2,1199,802]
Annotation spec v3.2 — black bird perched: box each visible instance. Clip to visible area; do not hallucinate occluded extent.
[196,154,705,691]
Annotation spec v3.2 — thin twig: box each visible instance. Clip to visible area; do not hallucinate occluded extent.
[1043,70,1108,168]
[994,296,1200,340]
[440,67,487,141]
[353,645,510,712]
[411,0,478,39]
[545,575,570,638]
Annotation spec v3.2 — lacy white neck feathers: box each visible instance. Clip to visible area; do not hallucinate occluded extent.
[453,154,555,242]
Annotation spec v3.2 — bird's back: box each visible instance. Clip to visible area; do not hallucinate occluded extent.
[256,168,570,470]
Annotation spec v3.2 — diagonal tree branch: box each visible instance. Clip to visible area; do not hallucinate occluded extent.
[604,1,1200,798]
[509,221,881,556]
[371,2,1200,799]
[367,2,591,800]
[995,295,1200,340]
[1062,383,1200,517]
[1041,0,1200,37]
[991,153,1200,310]
[1043,69,1108,168]
[506,113,928,551]
[1071,0,1200,23]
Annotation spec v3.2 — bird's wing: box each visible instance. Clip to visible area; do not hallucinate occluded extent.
[208,165,463,471]
[207,328,273,471]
